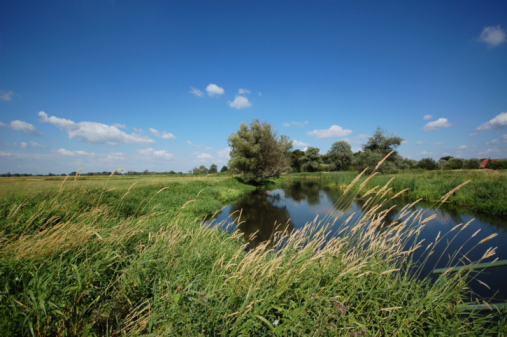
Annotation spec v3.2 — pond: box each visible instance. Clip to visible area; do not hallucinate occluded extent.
[208,180,507,302]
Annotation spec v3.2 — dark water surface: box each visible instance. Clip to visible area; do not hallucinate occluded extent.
[209,181,507,302]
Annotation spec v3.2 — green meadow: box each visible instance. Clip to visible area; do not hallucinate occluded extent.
[0,172,505,336]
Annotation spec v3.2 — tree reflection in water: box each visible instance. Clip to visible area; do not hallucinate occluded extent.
[228,190,294,250]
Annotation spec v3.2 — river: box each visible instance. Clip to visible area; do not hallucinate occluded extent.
[208,180,507,302]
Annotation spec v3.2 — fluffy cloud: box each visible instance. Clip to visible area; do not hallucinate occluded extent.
[423,114,433,120]
[0,120,41,136]
[422,118,452,131]
[307,125,352,139]
[189,87,204,97]
[416,141,425,145]
[458,145,468,149]
[491,134,507,144]
[0,90,14,101]
[477,112,507,131]
[38,111,155,145]
[149,128,176,140]
[293,140,310,147]
[478,25,506,47]
[229,96,252,109]
[206,83,225,96]
[238,88,251,95]
[138,148,174,160]
[216,147,231,162]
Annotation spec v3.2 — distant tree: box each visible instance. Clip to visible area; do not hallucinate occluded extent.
[363,127,403,155]
[465,158,480,169]
[228,119,292,184]
[209,164,218,174]
[220,165,229,173]
[445,158,464,170]
[327,140,353,171]
[290,149,305,172]
[417,158,438,170]
[353,127,404,174]
[486,160,507,170]
[299,147,322,172]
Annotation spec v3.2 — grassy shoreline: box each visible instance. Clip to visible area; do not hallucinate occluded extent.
[282,169,507,216]
[1,175,505,335]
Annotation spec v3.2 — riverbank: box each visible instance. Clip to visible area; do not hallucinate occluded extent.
[0,175,505,335]
[283,169,507,216]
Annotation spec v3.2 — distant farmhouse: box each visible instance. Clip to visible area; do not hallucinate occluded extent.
[480,158,507,169]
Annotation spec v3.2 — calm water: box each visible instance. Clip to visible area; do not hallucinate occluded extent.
[209,180,507,301]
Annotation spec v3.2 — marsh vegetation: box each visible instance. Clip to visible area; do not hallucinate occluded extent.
[0,171,506,335]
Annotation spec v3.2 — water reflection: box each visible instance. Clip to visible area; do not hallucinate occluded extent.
[209,180,507,300]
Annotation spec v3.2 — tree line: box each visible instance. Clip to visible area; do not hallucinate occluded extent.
[227,120,485,184]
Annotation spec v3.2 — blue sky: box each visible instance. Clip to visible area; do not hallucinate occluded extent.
[1,1,506,174]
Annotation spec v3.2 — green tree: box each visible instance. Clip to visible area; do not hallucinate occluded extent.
[299,147,322,172]
[209,163,218,174]
[327,140,353,171]
[465,158,480,169]
[354,127,404,173]
[363,127,404,155]
[220,165,229,173]
[228,119,292,184]
[290,149,305,172]
[418,157,438,170]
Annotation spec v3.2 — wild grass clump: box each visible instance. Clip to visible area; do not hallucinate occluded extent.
[0,172,505,335]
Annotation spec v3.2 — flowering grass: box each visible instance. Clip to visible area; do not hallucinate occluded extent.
[0,173,505,336]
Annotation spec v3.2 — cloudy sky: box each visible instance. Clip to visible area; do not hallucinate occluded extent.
[1,1,506,174]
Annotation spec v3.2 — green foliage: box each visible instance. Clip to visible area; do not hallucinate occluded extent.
[208,164,218,174]
[299,147,322,172]
[228,119,292,184]
[486,160,507,170]
[465,158,481,169]
[290,149,305,173]
[220,165,229,173]
[362,126,403,155]
[327,140,353,171]
[418,157,439,170]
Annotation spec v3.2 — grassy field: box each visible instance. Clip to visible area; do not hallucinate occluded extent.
[0,173,505,335]
[284,169,507,216]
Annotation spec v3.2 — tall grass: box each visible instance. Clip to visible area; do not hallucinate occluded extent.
[0,173,505,335]
[287,170,507,216]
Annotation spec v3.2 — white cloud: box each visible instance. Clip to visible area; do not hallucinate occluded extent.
[469,132,478,137]
[423,114,433,120]
[478,25,506,47]
[38,111,155,146]
[491,134,507,144]
[284,121,309,127]
[114,123,127,129]
[307,125,352,139]
[434,142,445,146]
[422,118,452,131]
[229,96,252,109]
[56,148,93,156]
[206,83,224,96]
[217,147,231,162]
[238,88,251,95]
[479,148,501,156]
[293,140,310,147]
[138,148,174,160]
[416,141,425,145]
[149,128,176,140]
[477,112,507,131]
[458,145,467,149]
[0,90,14,101]
[20,142,28,149]
[0,120,41,136]
[190,87,204,97]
